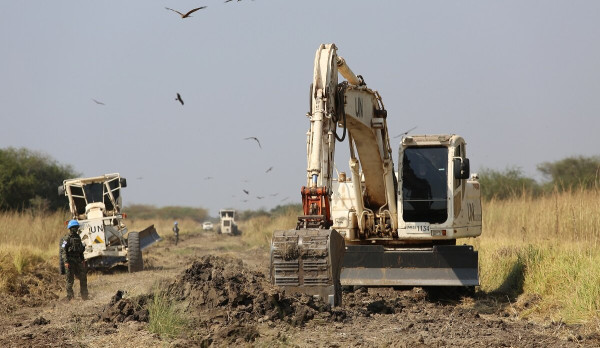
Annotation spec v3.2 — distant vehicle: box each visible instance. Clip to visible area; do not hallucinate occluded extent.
[202,221,214,231]
[218,209,239,235]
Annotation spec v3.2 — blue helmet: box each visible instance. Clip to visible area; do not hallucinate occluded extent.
[67,220,80,229]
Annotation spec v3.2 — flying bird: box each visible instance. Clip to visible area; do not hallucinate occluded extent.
[165,6,206,18]
[269,193,279,197]
[175,93,184,105]
[256,196,264,200]
[243,189,249,195]
[281,197,289,202]
[244,137,262,149]
[204,176,213,180]
[92,99,105,105]
[393,126,417,138]
[265,166,273,173]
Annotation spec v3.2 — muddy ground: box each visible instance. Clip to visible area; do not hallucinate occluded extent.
[0,231,598,347]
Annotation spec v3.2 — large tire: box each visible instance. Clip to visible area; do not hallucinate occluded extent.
[127,232,143,273]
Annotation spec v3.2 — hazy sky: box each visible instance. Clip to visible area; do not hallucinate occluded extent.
[2,1,599,216]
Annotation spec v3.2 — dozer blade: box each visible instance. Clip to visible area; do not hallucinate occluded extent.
[138,225,162,250]
[270,229,345,306]
[341,244,479,287]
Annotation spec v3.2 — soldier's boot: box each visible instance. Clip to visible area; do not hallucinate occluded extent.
[81,287,89,300]
[66,271,74,300]
[80,270,89,300]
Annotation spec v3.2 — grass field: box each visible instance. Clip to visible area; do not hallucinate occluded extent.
[476,188,600,323]
[1,188,599,324]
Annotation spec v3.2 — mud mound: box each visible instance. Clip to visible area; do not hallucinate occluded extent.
[210,324,260,345]
[97,290,150,324]
[167,255,349,344]
[342,287,409,317]
[0,262,62,314]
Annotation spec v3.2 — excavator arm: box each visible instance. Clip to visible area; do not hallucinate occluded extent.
[301,44,397,231]
[272,44,398,306]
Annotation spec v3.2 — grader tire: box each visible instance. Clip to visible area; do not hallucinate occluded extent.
[127,232,143,273]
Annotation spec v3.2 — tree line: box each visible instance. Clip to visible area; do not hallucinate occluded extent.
[0,147,598,213]
[0,147,78,212]
[124,204,209,223]
[478,155,600,200]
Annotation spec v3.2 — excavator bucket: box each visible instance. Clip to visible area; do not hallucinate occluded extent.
[138,225,162,250]
[340,244,479,287]
[270,229,345,306]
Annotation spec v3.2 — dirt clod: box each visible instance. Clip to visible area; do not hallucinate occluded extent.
[98,290,150,324]
[32,316,50,325]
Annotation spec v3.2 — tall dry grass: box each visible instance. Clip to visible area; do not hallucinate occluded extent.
[125,217,202,238]
[480,187,600,244]
[238,207,302,249]
[0,210,68,252]
[475,187,600,323]
[0,210,69,292]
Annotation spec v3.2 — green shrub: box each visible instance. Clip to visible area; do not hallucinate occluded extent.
[148,291,187,339]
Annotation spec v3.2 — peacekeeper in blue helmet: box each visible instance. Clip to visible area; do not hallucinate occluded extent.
[59,220,88,300]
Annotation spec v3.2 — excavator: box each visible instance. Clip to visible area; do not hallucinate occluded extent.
[270,44,482,306]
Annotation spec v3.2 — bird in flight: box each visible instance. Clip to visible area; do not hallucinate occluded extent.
[165,7,206,18]
[265,166,273,173]
[244,137,261,149]
[256,196,264,200]
[393,126,417,138]
[204,176,213,180]
[175,93,184,105]
[269,193,279,197]
[281,196,289,202]
[92,99,105,105]
[243,189,249,195]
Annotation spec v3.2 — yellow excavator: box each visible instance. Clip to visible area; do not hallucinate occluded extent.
[270,44,482,306]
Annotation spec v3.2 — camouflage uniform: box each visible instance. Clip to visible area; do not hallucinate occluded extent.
[173,223,180,245]
[60,229,88,300]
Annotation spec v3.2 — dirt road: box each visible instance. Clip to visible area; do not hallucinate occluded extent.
[0,231,598,347]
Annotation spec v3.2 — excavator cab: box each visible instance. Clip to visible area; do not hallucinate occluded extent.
[397,135,482,240]
[401,146,448,223]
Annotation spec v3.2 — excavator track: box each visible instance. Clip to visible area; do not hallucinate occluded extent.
[270,229,345,306]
